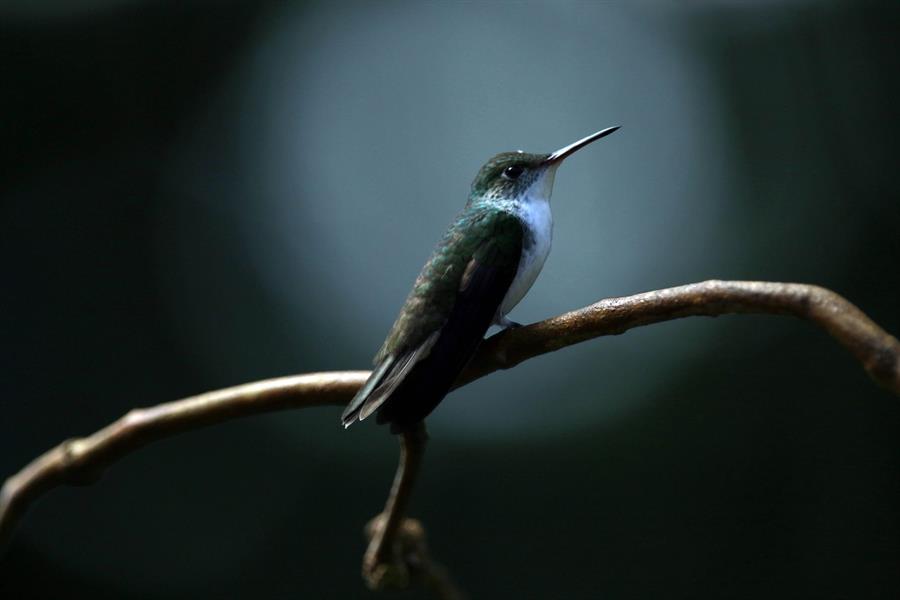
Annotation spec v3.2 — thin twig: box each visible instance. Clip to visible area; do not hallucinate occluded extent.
[1,280,898,556]
[361,424,439,589]
[361,425,465,599]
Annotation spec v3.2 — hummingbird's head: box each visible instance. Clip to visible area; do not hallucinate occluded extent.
[470,151,555,204]
[469,127,620,206]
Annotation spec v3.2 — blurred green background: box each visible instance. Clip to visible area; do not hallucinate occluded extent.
[2,1,899,598]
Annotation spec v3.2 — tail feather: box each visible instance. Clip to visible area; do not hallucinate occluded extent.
[341,356,395,428]
[341,331,440,428]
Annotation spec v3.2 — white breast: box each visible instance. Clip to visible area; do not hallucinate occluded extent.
[498,197,553,317]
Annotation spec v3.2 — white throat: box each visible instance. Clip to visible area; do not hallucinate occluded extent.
[496,170,556,319]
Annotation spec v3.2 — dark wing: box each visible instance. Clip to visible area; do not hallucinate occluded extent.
[341,213,523,432]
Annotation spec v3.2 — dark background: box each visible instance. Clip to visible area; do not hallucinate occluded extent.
[2,1,899,598]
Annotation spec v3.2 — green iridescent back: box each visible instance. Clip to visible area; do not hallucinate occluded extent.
[374,203,523,364]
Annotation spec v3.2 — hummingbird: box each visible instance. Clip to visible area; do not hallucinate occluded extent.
[341,127,620,433]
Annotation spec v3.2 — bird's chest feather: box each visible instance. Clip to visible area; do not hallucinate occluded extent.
[500,199,553,315]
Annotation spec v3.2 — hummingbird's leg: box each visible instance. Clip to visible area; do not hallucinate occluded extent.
[363,422,429,590]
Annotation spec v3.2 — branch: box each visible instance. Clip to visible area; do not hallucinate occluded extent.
[359,424,464,598]
[363,424,429,589]
[2,280,898,557]
[0,372,369,547]
[459,280,900,392]
[363,516,465,600]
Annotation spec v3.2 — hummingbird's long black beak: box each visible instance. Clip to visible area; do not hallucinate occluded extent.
[545,126,620,165]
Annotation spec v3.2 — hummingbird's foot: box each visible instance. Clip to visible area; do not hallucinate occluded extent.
[496,315,523,330]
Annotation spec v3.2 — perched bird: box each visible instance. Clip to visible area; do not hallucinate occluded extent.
[342,127,620,432]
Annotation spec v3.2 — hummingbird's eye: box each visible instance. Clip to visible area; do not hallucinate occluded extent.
[502,165,525,180]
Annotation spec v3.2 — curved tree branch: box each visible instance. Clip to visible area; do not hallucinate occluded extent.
[459,280,900,391]
[0,372,369,548]
[2,280,898,563]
